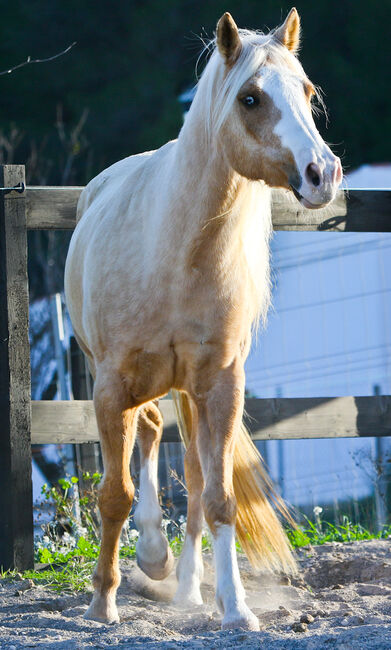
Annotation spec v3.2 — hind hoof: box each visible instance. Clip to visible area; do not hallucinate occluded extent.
[137,546,174,580]
[84,595,119,624]
[222,610,260,631]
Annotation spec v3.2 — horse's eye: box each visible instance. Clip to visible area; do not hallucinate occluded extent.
[241,95,258,107]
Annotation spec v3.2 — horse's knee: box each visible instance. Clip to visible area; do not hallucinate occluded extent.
[202,484,237,532]
[138,401,163,433]
[142,400,163,428]
[136,528,174,580]
[98,478,134,522]
[137,401,163,455]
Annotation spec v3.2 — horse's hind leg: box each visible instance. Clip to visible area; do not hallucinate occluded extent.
[84,368,136,624]
[173,432,204,606]
[134,401,174,580]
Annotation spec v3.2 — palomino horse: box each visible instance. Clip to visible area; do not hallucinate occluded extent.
[65,8,342,631]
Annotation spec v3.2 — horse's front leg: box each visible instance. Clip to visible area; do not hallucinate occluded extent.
[134,401,174,579]
[85,368,137,624]
[194,359,259,631]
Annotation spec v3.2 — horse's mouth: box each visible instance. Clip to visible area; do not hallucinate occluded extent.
[290,185,326,210]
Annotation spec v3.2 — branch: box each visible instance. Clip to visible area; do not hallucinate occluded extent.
[0,42,76,77]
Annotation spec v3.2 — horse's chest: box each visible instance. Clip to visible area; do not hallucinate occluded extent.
[179,271,255,334]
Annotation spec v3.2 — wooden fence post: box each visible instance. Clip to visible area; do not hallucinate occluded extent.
[0,165,34,570]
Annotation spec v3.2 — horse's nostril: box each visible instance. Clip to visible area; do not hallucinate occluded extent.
[306,163,321,188]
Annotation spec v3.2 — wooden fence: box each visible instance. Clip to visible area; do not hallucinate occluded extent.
[1,163,391,570]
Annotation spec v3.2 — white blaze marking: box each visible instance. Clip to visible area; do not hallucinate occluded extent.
[255,65,338,204]
[261,69,323,169]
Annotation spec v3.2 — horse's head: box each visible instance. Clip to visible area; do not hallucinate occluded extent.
[212,9,342,209]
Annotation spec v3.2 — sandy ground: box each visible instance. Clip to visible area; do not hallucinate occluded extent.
[1,539,391,648]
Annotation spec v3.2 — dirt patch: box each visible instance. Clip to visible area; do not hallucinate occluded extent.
[1,540,391,648]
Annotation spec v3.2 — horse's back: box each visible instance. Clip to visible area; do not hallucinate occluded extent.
[76,150,155,224]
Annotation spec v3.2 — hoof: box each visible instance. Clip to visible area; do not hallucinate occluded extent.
[83,596,119,625]
[137,545,174,581]
[222,609,260,631]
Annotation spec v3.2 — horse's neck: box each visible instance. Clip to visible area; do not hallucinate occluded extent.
[164,116,271,329]
[172,110,271,277]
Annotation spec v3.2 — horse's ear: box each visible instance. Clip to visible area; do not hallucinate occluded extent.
[216,12,242,64]
[274,7,301,54]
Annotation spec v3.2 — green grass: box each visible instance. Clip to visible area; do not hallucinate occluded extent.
[2,518,389,594]
[1,560,95,593]
[0,535,202,594]
[287,515,391,548]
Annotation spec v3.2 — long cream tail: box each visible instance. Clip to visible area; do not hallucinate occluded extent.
[172,389,297,574]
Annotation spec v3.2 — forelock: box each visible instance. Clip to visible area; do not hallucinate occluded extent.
[196,29,299,139]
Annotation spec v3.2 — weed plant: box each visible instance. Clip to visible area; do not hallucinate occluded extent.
[6,472,212,592]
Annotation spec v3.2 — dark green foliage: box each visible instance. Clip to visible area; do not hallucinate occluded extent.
[0,0,389,185]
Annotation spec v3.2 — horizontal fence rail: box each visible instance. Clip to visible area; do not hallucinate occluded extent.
[31,396,391,445]
[25,186,391,232]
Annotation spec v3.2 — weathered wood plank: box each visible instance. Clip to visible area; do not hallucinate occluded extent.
[26,187,82,229]
[32,401,99,444]
[0,165,34,571]
[25,187,391,232]
[31,400,178,444]
[31,395,391,444]
[271,188,347,231]
[69,336,101,489]
[272,188,391,232]
[245,396,391,439]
